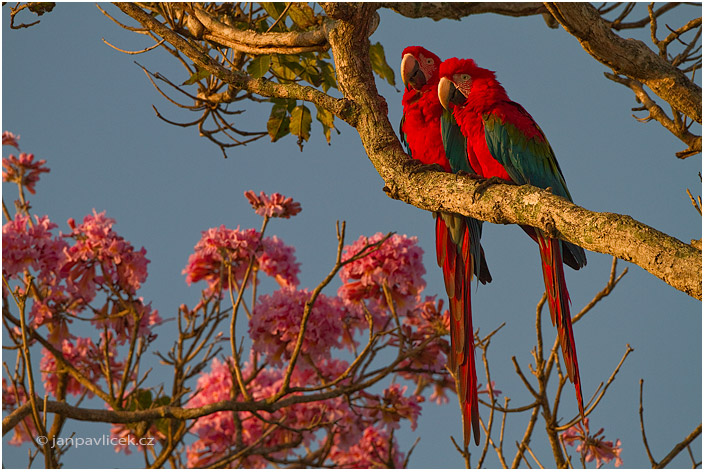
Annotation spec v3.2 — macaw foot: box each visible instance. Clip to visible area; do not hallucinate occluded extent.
[473,176,515,202]
[405,159,446,175]
[456,170,484,180]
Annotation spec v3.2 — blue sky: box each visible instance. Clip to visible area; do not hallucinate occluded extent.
[2,3,701,468]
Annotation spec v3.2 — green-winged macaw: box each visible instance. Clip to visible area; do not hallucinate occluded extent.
[437,57,588,422]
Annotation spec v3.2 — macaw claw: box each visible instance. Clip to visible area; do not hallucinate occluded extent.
[472,176,515,202]
[405,160,446,175]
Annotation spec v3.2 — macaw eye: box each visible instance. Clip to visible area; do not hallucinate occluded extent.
[461,74,471,81]
[426,58,434,65]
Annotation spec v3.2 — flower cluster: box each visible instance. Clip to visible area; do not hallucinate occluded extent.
[249,287,349,365]
[40,336,122,398]
[328,426,405,468]
[2,214,67,289]
[184,229,463,467]
[561,418,623,468]
[63,210,150,302]
[2,379,37,446]
[396,296,451,386]
[3,131,20,148]
[365,384,424,431]
[2,152,50,195]
[186,356,413,468]
[338,232,426,320]
[183,225,300,295]
[244,190,302,219]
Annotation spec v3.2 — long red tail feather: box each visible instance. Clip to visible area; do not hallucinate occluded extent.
[436,215,481,446]
[536,230,585,420]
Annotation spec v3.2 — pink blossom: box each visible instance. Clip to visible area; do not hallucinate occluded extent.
[2,378,20,408]
[404,296,450,335]
[183,225,300,295]
[2,131,20,149]
[40,337,122,398]
[28,291,75,343]
[109,422,165,455]
[478,381,502,399]
[366,384,424,431]
[249,287,349,364]
[428,374,455,405]
[2,152,50,194]
[393,297,454,403]
[329,426,405,468]
[91,298,162,344]
[2,214,68,285]
[338,233,426,316]
[259,235,300,287]
[62,210,150,302]
[561,418,623,468]
[2,380,39,446]
[244,190,302,219]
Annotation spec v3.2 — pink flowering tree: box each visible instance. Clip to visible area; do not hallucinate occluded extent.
[1,132,455,468]
[2,131,697,469]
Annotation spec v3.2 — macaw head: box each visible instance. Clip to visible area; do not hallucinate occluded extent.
[401,46,442,91]
[437,57,499,111]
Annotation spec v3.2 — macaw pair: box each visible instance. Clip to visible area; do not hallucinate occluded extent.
[400,46,587,447]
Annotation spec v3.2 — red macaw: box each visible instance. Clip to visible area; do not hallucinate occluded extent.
[400,46,490,446]
[437,57,588,421]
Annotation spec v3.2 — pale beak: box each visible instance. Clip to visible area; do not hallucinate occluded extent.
[401,53,425,89]
[438,77,465,110]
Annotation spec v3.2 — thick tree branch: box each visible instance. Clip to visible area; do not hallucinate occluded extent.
[544,2,702,124]
[189,5,331,54]
[383,2,548,21]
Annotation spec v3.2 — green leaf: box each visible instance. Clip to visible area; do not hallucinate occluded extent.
[28,2,54,15]
[290,104,312,145]
[288,3,317,29]
[182,66,211,86]
[315,105,336,144]
[152,395,172,435]
[369,42,396,87]
[267,100,291,142]
[270,55,300,81]
[247,55,271,78]
[260,2,288,30]
[317,60,337,92]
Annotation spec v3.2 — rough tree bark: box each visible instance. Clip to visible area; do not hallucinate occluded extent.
[112,2,701,300]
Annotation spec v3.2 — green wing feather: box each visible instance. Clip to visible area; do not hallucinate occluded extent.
[483,103,572,201]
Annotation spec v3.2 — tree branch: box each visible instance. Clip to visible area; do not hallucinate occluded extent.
[188,4,331,54]
[605,72,701,157]
[383,2,548,21]
[544,2,702,124]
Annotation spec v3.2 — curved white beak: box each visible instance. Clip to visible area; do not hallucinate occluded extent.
[438,77,453,110]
